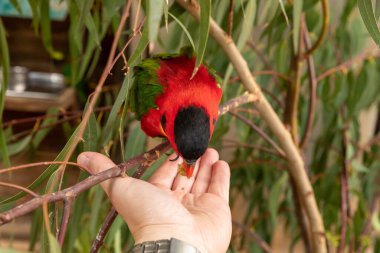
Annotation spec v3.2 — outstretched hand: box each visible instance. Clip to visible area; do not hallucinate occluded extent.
[77,148,232,253]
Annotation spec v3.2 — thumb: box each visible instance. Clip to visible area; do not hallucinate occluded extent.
[77,152,133,200]
[77,151,116,175]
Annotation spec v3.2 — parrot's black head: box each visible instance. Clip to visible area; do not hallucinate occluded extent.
[172,106,210,176]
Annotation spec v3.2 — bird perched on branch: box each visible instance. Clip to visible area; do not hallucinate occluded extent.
[129,49,222,178]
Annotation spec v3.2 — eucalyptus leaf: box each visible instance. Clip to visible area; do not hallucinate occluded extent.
[376,0,380,19]
[0,18,10,166]
[278,0,290,25]
[358,0,380,46]
[268,173,288,227]
[101,74,132,146]
[125,123,147,160]
[292,0,303,51]
[9,0,22,14]
[83,110,98,151]
[147,0,164,42]
[47,233,62,253]
[192,0,211,77]
[168,12,196,51]
[32,108,60,149]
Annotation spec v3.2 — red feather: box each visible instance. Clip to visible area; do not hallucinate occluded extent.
[140,56,222,156]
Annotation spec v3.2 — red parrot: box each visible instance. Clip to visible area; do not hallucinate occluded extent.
[129,50,222,178]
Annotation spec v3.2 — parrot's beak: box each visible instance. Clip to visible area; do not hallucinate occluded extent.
[183,159,197,178]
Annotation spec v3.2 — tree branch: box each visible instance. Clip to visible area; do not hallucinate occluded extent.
[175,1,327,252]
[0,142,171,226]
[300,22,317,150]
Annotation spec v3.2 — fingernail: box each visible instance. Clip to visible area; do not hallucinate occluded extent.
[77,153,90,168]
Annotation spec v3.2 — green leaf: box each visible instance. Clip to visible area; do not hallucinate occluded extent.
[168,12,195,51]
[83,110,98,151]
[0,18,10,166]
[268,173,288,227]
[128,25,149,67]
[278,0,290,25]
[164,0,169,31]
[376,0,380,19]
[192,0,211,77]
[9,0,22,14]
[40,0,63,60]
[358,0,380,46]
[89,186,105,234]
[125,123,147,160]
[101,74,132,146]
[0,249,33,253]
[32,108,60,149]
[292,0,303,51]
[27,0,40,33]
[236,0,256,50]
[222,0,255,92]
[84,13,100,48]
[147,0,164,42]
[7,136,32,156]
[48,233,62,253]
[29,208,43,251]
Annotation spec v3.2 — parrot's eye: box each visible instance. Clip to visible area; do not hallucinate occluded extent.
[161,114,166,129]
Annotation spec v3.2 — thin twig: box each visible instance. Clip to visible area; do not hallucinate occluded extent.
[217,92,258,116]
[300,17,317,150]
[232,220,272,253]
[0,161,87,175]
[90,208,119,253]
[351,131,380,162]
[57,197,73,246]
[337,122,350,253]
[0,182,39,197]
[230,70,291,83]
[229,111,286,158]
[284,13,305,144]
[109,18,146,72]
[316,50,379,82]
[301,0,329,59]
[247,41,275,75]
[227,0,234,37]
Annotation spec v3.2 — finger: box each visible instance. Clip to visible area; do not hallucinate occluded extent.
[148,152,182,189]
[171,159,200,193]
[207,160,230,202]
[191,149,219,194]
[77,152,133,199]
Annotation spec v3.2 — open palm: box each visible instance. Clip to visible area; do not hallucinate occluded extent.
[77,148,232,253]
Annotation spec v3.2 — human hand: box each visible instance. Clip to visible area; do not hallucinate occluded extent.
[77,148,232,253]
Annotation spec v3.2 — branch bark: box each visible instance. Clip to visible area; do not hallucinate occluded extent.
[0,142,171,226]
[175,1,327,252]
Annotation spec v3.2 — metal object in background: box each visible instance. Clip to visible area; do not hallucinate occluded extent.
[2,66,66,100]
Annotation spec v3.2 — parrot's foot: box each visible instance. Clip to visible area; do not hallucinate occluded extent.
[177,163,187,177]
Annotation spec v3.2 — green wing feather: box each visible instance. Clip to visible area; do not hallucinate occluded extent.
[129,58,162,119]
